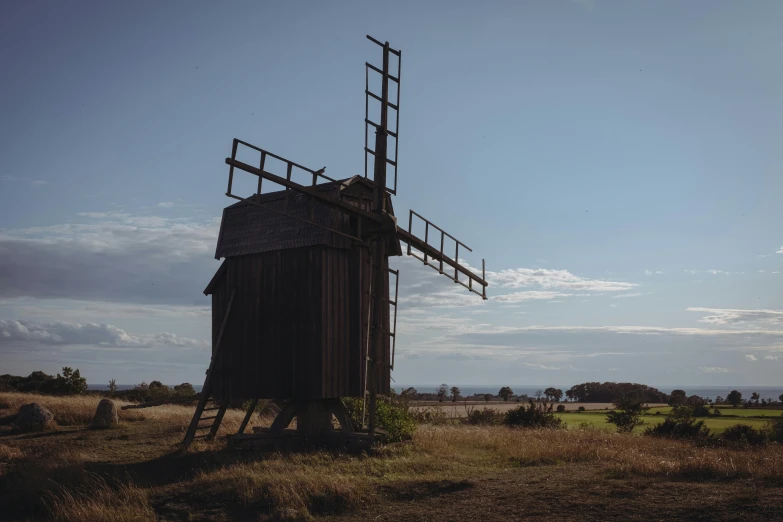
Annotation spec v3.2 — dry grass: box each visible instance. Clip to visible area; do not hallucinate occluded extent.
[44,474,156,522]
[414,425,783,481]
[2,393,783,520]
[0,392,249,435]
[0,442,23,462]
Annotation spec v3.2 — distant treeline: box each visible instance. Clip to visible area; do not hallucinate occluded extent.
[0,369,196,403]
[398,382,672,404]
[564,382,669,403]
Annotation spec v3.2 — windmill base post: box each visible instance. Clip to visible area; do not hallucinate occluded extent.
[227,398,379,451]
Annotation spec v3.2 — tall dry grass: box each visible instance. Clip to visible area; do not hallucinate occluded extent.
[0,391,250,435]
[414,425,783,480]
[44,474,156,522]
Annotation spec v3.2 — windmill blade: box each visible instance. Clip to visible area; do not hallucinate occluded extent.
[398,210,488,300]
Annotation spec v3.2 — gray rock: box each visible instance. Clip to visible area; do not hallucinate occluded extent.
[12,403,55,433]
[92,399,119,429]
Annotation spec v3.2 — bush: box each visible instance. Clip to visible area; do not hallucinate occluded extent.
[712,408,722,417]
[556,404,566,413]
[644,417,711,441]
[766,415,783,443]
[577,406,585,412]
[606,395,648,433]
[466,407,500,425]
[410,405,451,425]
[504,400,562,429]
[721,424,767,447]
[343,396,416,442]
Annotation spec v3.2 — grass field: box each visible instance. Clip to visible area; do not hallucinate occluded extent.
[2,392,783,521]
[557,411,775,434]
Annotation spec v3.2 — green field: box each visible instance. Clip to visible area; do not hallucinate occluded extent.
[645,406,783,418]
[557,409,780,434]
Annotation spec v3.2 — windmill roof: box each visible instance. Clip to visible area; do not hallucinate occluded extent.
[214,175,400,259]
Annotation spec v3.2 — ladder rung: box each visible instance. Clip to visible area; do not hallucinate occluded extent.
[195,425,212,430]
[385,299,397,306]
[366,62,400,83]
[203,406,221,411]
[365,90,399,111]
[199,416,218,422]
[364,119,398,138]
[193,434,209,439]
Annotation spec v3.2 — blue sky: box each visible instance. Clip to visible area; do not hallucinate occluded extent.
[1,1,782,388]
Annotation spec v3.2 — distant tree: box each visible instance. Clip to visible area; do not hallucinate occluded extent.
[108,379,117,397]
[482,393,494,403]
[779,393,783,403]
[556,404,566,412]
[148,380,171,399]
[450,386,461,402]
[751,392,760,405]
[668,389,687,406]
[401,387,418,400]
[606,394,649,433]
[174,383,196,396]
[498,387,514,402]
[726,390,742,407]
[535,389,544,401]
[53,367,87,395]
[436,384,449,402]
[715,395,724,404]
[545,387,563,402]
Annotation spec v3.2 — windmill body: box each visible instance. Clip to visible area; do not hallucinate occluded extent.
[204,177,397,402]
[181,37,488,449]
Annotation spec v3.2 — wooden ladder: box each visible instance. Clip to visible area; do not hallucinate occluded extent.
[181,289,236,450]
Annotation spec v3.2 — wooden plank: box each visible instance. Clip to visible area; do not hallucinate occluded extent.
[225,158,382,225]
[397,228,488,287]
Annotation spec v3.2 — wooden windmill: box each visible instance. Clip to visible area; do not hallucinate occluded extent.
[182,36,488,449]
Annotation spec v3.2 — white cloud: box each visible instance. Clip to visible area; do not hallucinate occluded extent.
[493,291,571,303]
[698,366,730,374]
[0,211,220,304]
[613,293,642,299]
[684,269,735,275]
[746,354,757,361]
[0,175,48,187]
[0,319,206,349]
[764,355,779,360]
[777,246,783,254]
[488,268,636,292]
[157,202,175,208]
[688,307,783,326]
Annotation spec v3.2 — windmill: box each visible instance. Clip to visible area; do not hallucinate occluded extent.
[182,36,488,449]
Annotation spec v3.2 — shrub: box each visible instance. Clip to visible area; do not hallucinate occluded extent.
[644,417,711,441]
[606,395,648,433]
[466,407,500,425]
[556,405,566,413]
[766,415,783,443]
[409,405,451,425]
[173,383,196,397]
[712,408,722,417]
[577,406,585,412]
[721,424,767,447]
[343,396,416,442]
[504,400,562,429]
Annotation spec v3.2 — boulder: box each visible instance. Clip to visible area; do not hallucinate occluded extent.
[92,399,119,429]
[12,403,55,433]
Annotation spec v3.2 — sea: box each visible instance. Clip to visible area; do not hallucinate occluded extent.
[87,384,783,401]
